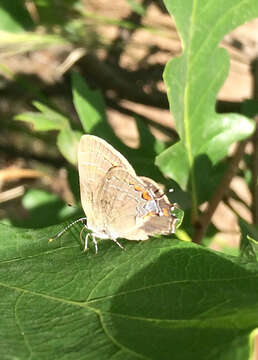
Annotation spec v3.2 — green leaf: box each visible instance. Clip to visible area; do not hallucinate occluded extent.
[0,31,69,58]
[72,71,107,134]
[0,0,33,32]
[239,217,258,262]
[11,189,79,228]
[57,128,82,165]
[1,222,258,359]
[31,0,79,27]
[126,0,146,16]
[172,206,184,230]
[66,165,81,202]
[15,102,70,131]
[241,99,258,119]
[16,101,81,165]
[156,0,257,210]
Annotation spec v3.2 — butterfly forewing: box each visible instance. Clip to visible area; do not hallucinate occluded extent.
[78,135,136,228]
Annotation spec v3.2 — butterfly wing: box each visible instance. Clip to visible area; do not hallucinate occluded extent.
[78,135,136,229]
[78,135,177,240]
[139,176,177,235]
[97,168,177,240]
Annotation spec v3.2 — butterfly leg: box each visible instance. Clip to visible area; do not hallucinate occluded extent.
[83,233,91,252]
[170,218,178,234]
[92,236,98,254]
[112,238,126,251]
[80,226,87,247]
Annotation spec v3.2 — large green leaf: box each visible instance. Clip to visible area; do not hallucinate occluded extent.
[156,0,257,209]
[0,222,258,359]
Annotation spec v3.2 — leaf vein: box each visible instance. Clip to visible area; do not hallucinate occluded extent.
[96,310,150,360]
[14,293,33,360]
[190,0,249,70]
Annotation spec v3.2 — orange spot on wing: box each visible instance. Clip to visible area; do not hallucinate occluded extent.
[162,208,169,216]
[134,185,152,200]
[134,185,144,192]
[142,191,152,201]
[143,211,156,219]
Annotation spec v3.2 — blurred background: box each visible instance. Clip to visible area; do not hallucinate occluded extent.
[0,0,257,253]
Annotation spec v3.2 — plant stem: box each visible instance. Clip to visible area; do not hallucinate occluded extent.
[251,117,258,225]
[251,58,258,225]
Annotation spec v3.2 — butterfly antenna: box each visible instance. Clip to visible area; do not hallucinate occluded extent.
[49,217,87,242]
[156,188,174,200]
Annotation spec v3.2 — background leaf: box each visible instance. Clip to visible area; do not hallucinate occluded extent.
[16,101,70,131]
[156,0,257,211]
[0,0,33,32]
[10,189,79,229]
[239,217,258,262]
[16,101,82,165]
[126,0,146,16]
[0,222,258,359]
[57,128,82,166]
[72,71,108,134]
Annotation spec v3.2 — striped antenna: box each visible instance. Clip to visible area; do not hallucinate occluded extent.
[49,217,87,242]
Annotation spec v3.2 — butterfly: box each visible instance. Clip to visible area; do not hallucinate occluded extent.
[50,135,178,253]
